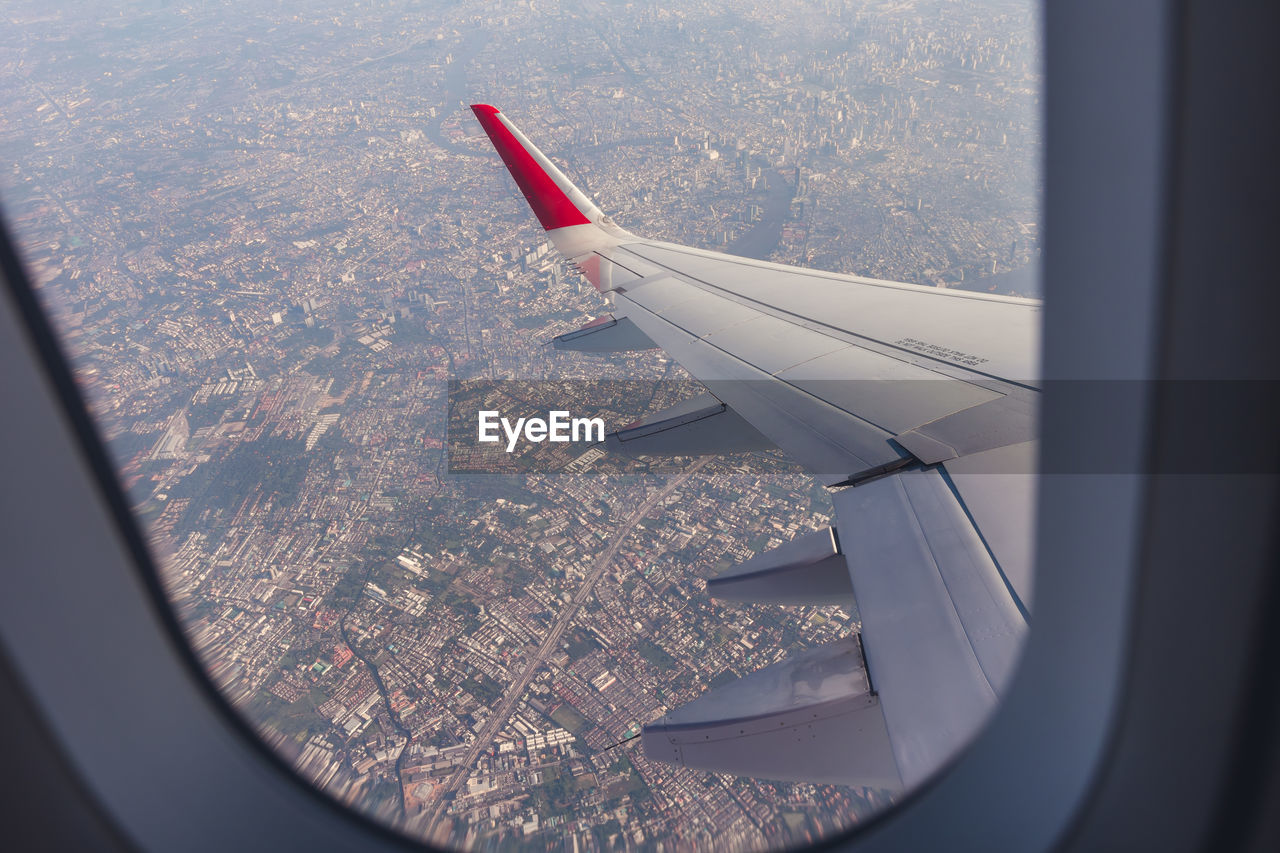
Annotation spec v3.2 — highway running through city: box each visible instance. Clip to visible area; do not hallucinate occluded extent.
[424,457,711,826]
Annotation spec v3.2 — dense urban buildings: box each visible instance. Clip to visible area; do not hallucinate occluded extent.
[1,0,1038,848]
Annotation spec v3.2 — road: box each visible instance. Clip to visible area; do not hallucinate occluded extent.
[422,457,710,824]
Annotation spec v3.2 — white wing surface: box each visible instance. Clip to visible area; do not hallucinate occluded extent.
[472,105,1037,791]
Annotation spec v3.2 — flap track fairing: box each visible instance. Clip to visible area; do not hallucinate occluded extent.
[604,392,774,456]
[707,526,856,609]
[552,315,657,352]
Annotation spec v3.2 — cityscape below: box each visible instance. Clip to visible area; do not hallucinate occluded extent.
[1,0,1039,849]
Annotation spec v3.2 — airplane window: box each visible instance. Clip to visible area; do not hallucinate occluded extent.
[0,0,1040,848]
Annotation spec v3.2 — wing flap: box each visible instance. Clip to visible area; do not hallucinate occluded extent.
[941,441,1039,610]
[640,637,901,789]
[615,273,1031,482]
[702,314,850,375]
[900,391,1038,459]
[774,347,1003,434]
[832,470,1027,787]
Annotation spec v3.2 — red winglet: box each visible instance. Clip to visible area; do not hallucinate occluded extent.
[470,104,592,231]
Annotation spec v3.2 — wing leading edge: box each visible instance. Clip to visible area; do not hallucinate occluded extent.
[471,105,1036,792]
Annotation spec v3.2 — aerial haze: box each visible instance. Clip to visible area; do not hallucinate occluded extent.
[0,0,1039,848]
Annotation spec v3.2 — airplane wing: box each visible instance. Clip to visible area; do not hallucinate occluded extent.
[471,104,1037,792]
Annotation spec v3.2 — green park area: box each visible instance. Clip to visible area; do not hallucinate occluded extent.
[550,703,591,734]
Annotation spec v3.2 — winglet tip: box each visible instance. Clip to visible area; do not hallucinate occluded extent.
[468,103,597,232]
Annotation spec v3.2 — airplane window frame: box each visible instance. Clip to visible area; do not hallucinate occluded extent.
[4,1,1277,850]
